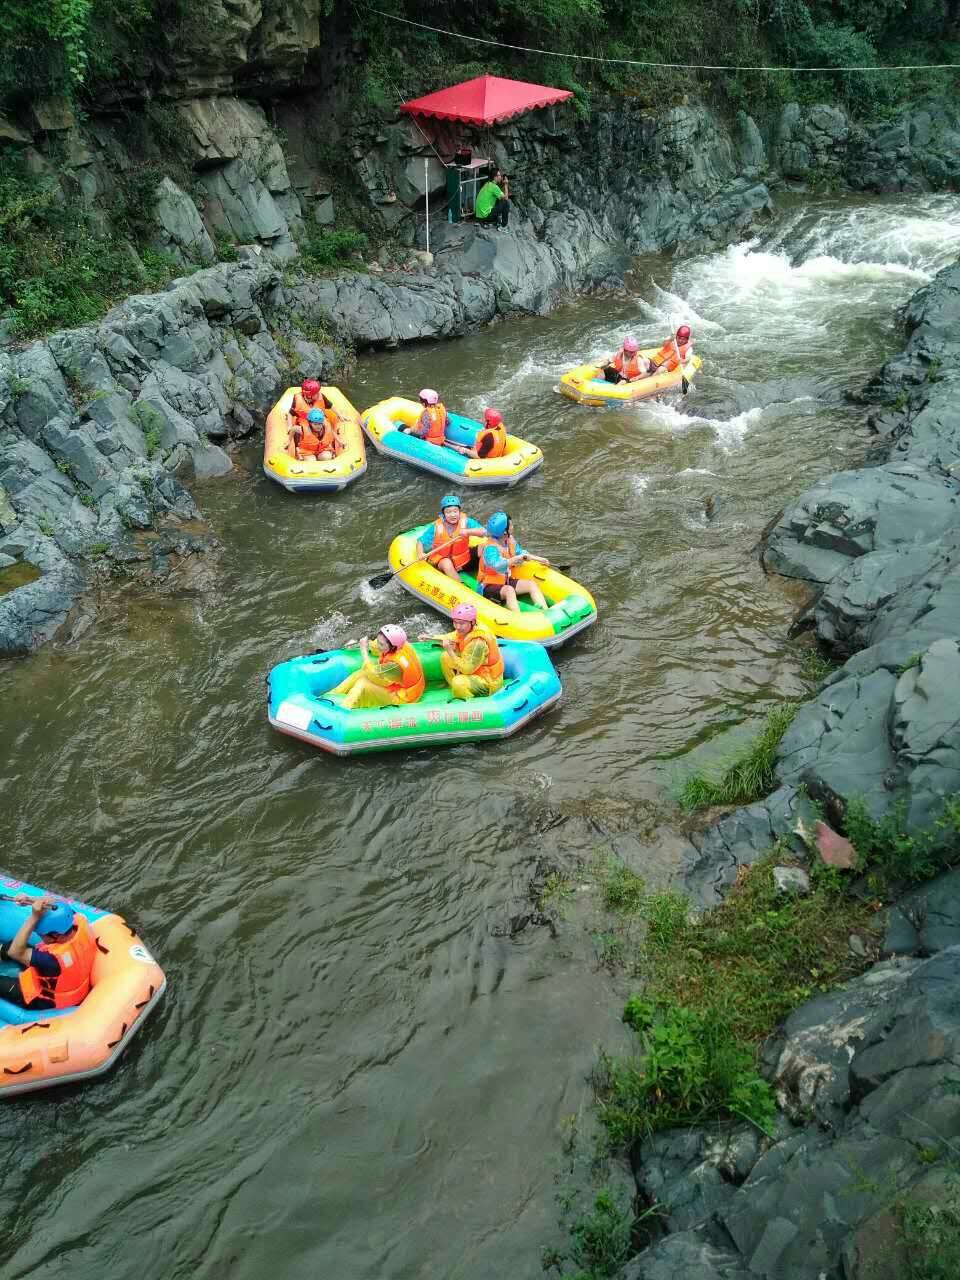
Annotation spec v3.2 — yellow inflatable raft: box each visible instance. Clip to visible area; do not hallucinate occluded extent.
[559,351,703,406]
[263,386,367,492]
[388,526,597,647]
[362,396,543,487]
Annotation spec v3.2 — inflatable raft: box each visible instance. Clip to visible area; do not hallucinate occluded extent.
[0,874,166,1097]
[267,640,561,754]
[263,385,367,492]
[361,396,542,487]
[388,526,597,647]
[559,351,703,405]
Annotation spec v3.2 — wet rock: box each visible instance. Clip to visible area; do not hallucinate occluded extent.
[883,867,960,957]
[152,176,216,266]
[762,462,960,585]
[772,866,810,895]
[618,1229,751,1279]
[189,441,234,481]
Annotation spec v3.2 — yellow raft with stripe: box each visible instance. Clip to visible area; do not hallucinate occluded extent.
[388,526,597,647]
[559,351,703,406]
[263,385,367,492]
[362,396,543,487]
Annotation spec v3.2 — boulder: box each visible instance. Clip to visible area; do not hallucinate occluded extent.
[618,1230,751,1279]
[762,462,960,584]
[153,177,216,266]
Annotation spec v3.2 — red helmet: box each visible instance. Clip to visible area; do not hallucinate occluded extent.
[301,379,321,399]
[676,325,691,340]
[483,408,503,427]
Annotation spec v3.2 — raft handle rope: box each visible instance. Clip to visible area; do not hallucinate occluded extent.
[361,6,960,73]
[3,1063,32,1075]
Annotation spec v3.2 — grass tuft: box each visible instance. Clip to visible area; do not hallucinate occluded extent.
[676,703,798,811]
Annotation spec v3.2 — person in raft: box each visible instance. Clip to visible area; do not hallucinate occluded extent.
[477,511,549,612]
[0,895,96,1011]
[649,324,694,374]
[416,494,486,582]
[288,377,324,428]
[288,405,342,461]
[444,407,509,460]
[475,168,510,230]
[400,388,448,447]
[330,626,426,710]
[601,336,654,384]
[419,602,504,700]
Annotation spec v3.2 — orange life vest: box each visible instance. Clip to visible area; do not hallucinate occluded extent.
[18,913,96,1009]
[612,351,646,380]
[455,626,504,684]
[475,424,507,458]
[428,515,472,570]
[654,340,692,373]
[384,642,426,703]
[419,404,447,446]
[476,535,517,589]
[290,391,322,422]
[296,410,340,457]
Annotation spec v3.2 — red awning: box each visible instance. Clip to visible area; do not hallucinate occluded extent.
[400,75,573,126]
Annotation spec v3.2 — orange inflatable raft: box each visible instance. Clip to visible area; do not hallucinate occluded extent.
[0,873,166,1097]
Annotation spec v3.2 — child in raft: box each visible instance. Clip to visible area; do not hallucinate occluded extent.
[288,403,342,461]
[418,603,504,700]
[476,511,549,612]
[416,494,486,583]
[330,627,425,710]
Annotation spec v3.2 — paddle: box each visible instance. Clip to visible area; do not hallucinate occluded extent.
[673,336,691,396]
[366,535,462,591]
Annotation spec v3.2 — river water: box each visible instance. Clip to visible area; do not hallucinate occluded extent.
[2,194,959,1280]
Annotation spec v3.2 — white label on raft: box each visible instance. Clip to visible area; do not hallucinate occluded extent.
[275,699,313,732]
[129,944,155,965]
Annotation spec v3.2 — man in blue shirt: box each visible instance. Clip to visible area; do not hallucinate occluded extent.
[417,495,487,582]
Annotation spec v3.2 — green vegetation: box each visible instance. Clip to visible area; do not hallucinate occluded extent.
[900,1196,960,1280]
[357,0,960,120]
[542,1188,636,1279]
[593,858,877,1147]
[798,646,838,683]
[299,229,369,272]
[844,795,960,891]
[538,872,576,916]
[143,423,162,458]
[598,857,646,916]
[0,148,180,337]
[676,702,798,811]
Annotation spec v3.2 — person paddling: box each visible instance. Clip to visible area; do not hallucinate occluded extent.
[419,603,504,700]
[416,495,486,582]
[649,325,694,374]
[0,895,96,1011]
[477,511,549,612]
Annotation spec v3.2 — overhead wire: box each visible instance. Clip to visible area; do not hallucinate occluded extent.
[360,5,960,74]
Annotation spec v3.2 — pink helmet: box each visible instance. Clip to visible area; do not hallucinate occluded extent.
[484,407,503,427]
[301,378,321,398]
[378,624,407,650]
[623,336,639,353]
[419,388,439,405]
[677,325,691,340]
[451,603,476,623]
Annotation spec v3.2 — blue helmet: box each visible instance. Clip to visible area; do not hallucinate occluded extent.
[38,902,75,936]
[487,510,509,537]
[440,494,462,514]
[307,408,324,424]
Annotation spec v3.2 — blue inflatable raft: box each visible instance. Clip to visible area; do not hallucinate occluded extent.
[267,640,561,755]
[361,395,543,487]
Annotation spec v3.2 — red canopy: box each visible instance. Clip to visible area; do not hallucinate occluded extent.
[401,75,573,126]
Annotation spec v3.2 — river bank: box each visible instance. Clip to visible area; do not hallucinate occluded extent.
[557,253,960,1280]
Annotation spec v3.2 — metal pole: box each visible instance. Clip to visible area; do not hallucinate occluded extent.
[424,157,430,256]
